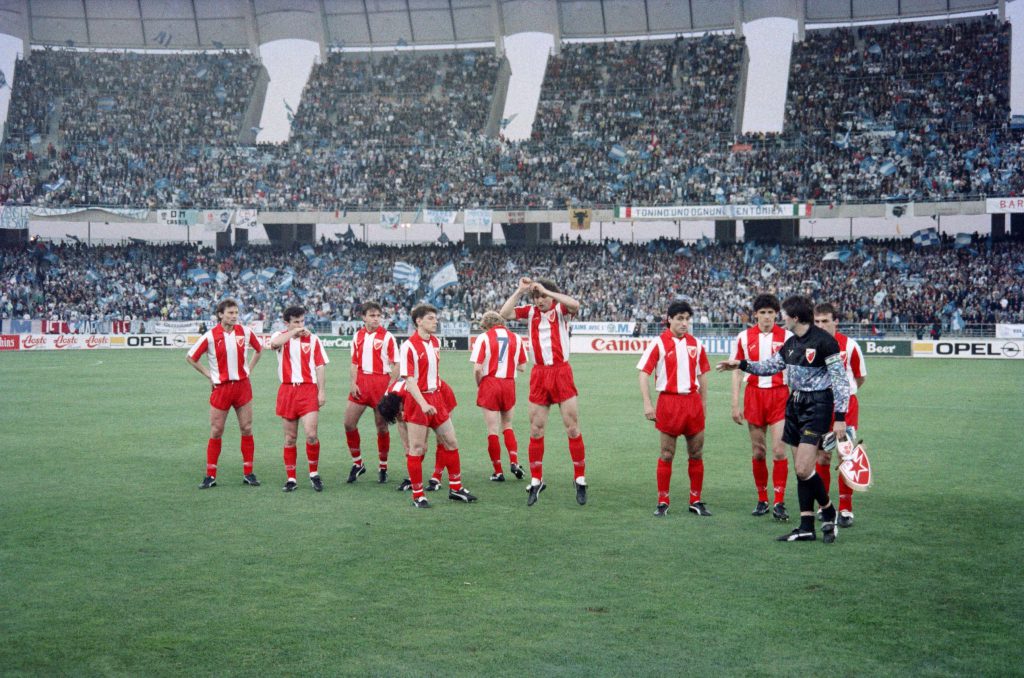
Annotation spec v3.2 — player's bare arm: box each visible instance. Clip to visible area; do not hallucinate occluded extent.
[248,346,262,372]
[716,359,741,372]
[532,282,580,315]
[349,362,360,397]
[186,356,211,381]
[316,365,327,407]
[698,373,708,412]
[638,372,656,420]
[730,369,743,424]
[498,277,532,319]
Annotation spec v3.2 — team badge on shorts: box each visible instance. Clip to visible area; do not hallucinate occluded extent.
[805,348,816,362]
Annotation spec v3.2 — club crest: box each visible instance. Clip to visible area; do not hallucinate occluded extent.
[805,348,816,362]
[235,336,245,347]
[687,345,697,359]
[772,341,783,351]
[373,339,384,351]
[301,343,311,354]
[546,310,557,322]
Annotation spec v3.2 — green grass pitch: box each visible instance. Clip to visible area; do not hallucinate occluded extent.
[1,349,1021,676]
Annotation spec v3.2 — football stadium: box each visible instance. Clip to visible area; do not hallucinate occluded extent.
[1,0,1022,675]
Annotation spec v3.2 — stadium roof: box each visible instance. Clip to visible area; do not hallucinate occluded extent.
[0,0,1004,51]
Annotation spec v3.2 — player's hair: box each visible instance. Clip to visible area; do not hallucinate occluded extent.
[215,298,238,318]
[362,301,382,315]
[480,310,505,330]
[667,300,693,318]
[814,302,838,320]
[411,304,438,324]
[376,392,403,424]
[283,305,306,322]
[532,278,561,296]
[781,295,814,324]
[752,293,781,313]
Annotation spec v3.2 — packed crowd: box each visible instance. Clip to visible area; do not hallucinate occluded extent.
[3,237,1021,332]
[1,16,1021,210]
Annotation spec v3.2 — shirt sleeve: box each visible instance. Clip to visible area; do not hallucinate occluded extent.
[247,327,263,352]
[698,342,710,374]
[399,341,415,379]
[849,340,866,378]
[187,333,209,361]
[515,335,527,366]
[731,332,744,361]
[826,353,851,415]
[350,330,360,364]
[470,334,486,364]
[514,305,530,320]
[636,340,660,374]
[385,332,398,363]
[743,348,786,376]
[270,331,285,351]
[313,336,328,366]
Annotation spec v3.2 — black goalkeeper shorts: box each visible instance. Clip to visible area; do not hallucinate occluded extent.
[782,390,834,447]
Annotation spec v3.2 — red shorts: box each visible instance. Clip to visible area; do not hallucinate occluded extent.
[655,392,705,438]
[210,378,253,410]
[349,372,391,407]
[744,386,789,427]
[830,394,859,429]
[276,383,320,420]
[403,390,451,429]
[528,362,578,406]
[439,380,458,411]
[476,376,517,411]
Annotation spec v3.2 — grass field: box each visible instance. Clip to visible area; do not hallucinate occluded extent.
[1,349,1022,677]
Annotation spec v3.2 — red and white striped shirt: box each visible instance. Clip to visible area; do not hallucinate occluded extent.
[351,326,397,375]
[400,333,441,392]
[732,325,792,388]
[514,302,573,366]
[470,326,527,379]
[387,378,408,396]
[637,330,710,395]
[271,331,329,384]
[835,332,867,396]
[187,324,263,385]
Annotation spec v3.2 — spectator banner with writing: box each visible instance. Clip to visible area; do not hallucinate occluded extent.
[27,207,149,220]
[157,209,198,226]
[234,209,258,229]
[614,204,812,220]
[0,205,29,230]
[418,208,457,225]
[464,209,493,233]
[986,198,1024,214]
[570,321,635,336]
[568,209,592,230]
[996,324,1024,339]
[380,211,401,227]
[202,210,235,232]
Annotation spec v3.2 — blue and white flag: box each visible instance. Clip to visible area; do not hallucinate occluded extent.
[258,267,277,282]
[608,144,627,163]
[954,233,973,249]
[213,83,227,104]
[878,160,897,176]
[606,241,622,258]
[277,275,293,292]
[85,269,101,282]
[216,271,229,284]
[911,228,940,247]
[188,268,213,284]
[393,262,421,290]
[144,288,159,302]
[300,244,316,259]
[42,177,67,193]
[427,262,458,297]
[885,250,906,269]
[96,96,116,112]
[237,269,254,283]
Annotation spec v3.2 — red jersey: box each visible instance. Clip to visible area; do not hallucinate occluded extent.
[470,326,527,379]
[399,333,441,392]
[187,324,263,385]
[732,325,791,388]
[835,332,867,396]
[351,326,398,375]
[514,302,573,366]
[636,330,710,394]
[271,331,329,384]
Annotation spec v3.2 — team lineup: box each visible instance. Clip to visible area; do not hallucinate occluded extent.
[186,277,871,543]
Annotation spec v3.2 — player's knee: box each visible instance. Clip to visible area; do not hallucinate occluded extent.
[566,424,581,438]
[344,423,357,433]
[284,436,297,447]
[687,447,703,460]
[529,425,545,438]
[306,435,318,445]
[750,444,766,460]
[659,449,675,462]
[771,445,787,461]
[210,426,225,438]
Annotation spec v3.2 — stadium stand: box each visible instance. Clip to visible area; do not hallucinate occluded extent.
[2,238,1021,333]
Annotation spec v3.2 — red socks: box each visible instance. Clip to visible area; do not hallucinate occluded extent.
[240,435,254,475]
[283,445,298,480]
[657,457,673,505]
[306,441,320,475]
[528,437,544,482]
[688,458,704,503]
[568,435,586,481]
[752,457,768,502]
[838,474,853,513]
[345,429,362,465]
[206,438,222,477]
[445,447,462,491]
[487,435,502,473]
[816,463,831,494]
[377,432,390,469]
[432,444,445,482]
[503,429,519,466]
[772,458,789,505]
[407,453,424,499]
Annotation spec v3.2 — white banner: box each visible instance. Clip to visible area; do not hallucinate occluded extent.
[202,209,235,231]
[234,209,258,229]
[157,209,197,226]
[151,320,203,333]
[996,324,1024,339]
[12,333,279,350]
[0,205,30,229]
[419,208,458,225]
[570,321,636,336]
[912,339,1024,359]
[986,198,1024,214]
[614,204,811,220]
[464,209,493,233]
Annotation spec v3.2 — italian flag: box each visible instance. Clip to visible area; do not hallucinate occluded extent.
[614,206,632,218]
[793,203,812,216]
